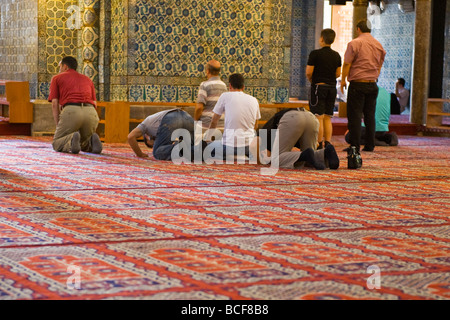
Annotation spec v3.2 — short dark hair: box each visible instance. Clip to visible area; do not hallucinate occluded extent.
[61,56,78,70]
[398,78,406,86]
[207,63,220,76]
[321,29,336,45]
[356,19,371,33]
[143,134,154,148]
[229,73,244,90]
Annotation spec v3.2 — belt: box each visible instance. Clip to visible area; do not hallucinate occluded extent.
[350,80,376,83]
[63,102,94,108]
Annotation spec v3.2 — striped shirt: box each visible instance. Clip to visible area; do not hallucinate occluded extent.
[196,76,227,128]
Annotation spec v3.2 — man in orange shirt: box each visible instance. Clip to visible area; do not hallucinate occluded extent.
[48,56,102,154]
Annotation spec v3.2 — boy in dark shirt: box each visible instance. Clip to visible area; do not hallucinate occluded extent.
[306,29,342,149]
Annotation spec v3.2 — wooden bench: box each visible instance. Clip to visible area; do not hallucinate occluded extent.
[0,80,33,123]
[426,98,450,131]
[96,100,310,143]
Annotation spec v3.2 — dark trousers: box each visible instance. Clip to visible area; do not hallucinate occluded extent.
[390,93,401,114]
[346,82,379,151]
[345,128,399,146]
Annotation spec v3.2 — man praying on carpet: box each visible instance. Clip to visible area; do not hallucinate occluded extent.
[252,107,340,170]
[127,109,196,161]
[48,56,102,155]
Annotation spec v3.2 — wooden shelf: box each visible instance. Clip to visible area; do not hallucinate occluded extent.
[426,99,450,130]
[0,81,33,123]
[427,112,450,116]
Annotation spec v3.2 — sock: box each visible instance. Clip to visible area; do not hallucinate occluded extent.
[297,148,325,170]
[324,144,339,169]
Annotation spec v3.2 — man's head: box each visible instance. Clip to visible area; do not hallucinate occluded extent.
[356,19,371,35]
[143,134,155,149]
[397,78,406,87]
[320,29,336,46]
[228,73,245,91]
[60,56,78,72]
[206,60,221,78]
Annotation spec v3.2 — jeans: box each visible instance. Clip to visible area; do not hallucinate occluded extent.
[346,82,379,151]
[206,140,250,161]
[152,109,194,160]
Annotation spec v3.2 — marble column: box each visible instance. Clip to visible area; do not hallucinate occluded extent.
[352,0,368,39]
[82,0,100,96]
[411,0,432,125]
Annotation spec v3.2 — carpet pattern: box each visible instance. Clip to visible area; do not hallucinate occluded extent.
[0,135,449,300]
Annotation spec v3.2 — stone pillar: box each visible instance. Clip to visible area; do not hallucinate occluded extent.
[352,0,368,39]
[411,0,432,125]
[99,0,111,102]
[82,0,100,96]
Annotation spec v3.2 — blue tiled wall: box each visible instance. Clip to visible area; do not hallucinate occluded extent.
[113,0,292,103]
[372,0,415,95]
[290,0,317,100]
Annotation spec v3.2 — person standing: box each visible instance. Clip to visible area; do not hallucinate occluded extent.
[48,56,102,154]
[306,28,342,150]
[341,19,386,163]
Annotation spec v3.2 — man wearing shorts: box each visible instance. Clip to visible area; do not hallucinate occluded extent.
[306,29,342,150]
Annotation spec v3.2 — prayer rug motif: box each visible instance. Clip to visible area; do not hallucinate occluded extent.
[0,135,449,300]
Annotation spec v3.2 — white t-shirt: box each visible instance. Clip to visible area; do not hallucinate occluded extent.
[137,109,176,137]
[397,87,409,108]
[212,91,261,147]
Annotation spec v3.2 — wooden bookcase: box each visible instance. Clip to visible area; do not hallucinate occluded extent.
[426,98,450,130]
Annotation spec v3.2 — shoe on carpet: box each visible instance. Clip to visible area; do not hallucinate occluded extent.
[317,141,324,150]
[347,146,362,169]
[362,146,374,152]
[71,132,81,154]
[90,133,103,154]
[296,148,325,170]
[324,144,340,169]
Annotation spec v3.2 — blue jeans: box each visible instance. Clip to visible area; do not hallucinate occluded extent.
[206,140,250,160]
[153,110,194,160]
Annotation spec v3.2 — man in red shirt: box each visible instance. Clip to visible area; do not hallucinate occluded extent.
[341,19,386,165]
[48,56,102,154]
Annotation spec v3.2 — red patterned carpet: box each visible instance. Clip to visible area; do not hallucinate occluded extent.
[0,135,449,301]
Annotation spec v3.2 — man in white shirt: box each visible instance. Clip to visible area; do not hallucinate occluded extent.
[205,73,261,161]
[395,78,409,113]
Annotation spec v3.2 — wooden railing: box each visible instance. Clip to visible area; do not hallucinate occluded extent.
[0,80,33,123]
[96,100,309,143]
